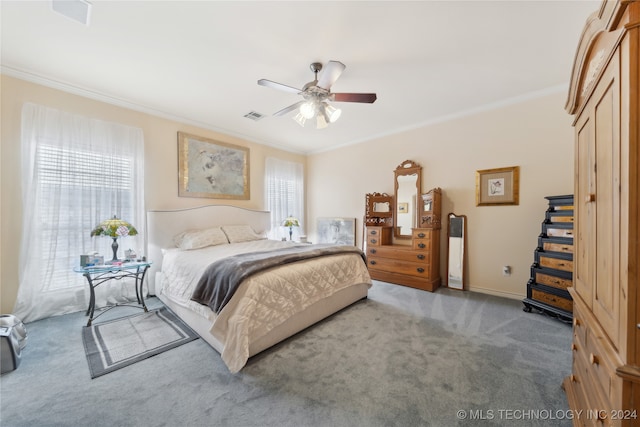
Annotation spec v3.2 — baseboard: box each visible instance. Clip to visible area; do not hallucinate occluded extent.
[465,285,524,301]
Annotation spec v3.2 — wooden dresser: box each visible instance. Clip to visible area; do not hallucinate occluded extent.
[562,1,640,424]
[365,226,440,292]
[523,195,574,321]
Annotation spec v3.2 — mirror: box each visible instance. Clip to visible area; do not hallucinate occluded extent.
[394,160,422,239]
[420,187,442,228]
[374,202,390,212]
[365,192,393,227]
[447,213,467,290]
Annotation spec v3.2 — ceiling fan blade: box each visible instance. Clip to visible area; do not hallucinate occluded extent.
[273,101,305,117]
[258,79,302,94]
[332,93,377,103]
[316,60,346,90]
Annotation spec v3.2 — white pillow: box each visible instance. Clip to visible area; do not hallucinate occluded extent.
[173,227,229,250]
[221,225,266,243]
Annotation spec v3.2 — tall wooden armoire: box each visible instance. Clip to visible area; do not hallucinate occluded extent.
[562,1,640,425]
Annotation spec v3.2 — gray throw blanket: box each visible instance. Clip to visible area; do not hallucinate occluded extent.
[191,244,366,314]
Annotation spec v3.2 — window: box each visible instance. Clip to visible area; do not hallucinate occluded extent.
[37,144,136,291]
[15,103,144,322]
[265,157,304,240]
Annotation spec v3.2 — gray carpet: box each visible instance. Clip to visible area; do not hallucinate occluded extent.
[0,281,572,426]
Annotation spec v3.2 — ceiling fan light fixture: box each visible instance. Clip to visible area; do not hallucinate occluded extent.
[299,102,316,119]
[316,114,328,129]
[293,112,307,127]
[323,103,342,123]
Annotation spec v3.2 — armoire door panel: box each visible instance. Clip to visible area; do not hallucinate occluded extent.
[574,114,594,306]
[592,51,621,349]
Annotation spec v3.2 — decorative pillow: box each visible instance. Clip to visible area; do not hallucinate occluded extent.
[173,227,229,250]
[221,225,266,243]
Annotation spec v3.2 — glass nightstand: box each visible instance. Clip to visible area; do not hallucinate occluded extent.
[74,261,152,326]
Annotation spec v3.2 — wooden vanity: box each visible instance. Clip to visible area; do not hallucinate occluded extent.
[364,161,441,292]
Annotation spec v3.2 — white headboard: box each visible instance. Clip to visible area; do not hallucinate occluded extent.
[146,205,271,294]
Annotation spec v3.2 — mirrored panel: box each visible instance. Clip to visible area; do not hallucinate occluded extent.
[394,160,422,239]
[365,192,393,227]
[374,202,390,212]
[447,213,466,290]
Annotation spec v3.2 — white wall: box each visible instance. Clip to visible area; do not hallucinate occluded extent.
[1,74,574,312]
[0,75,306,313]
[306,90,574,299]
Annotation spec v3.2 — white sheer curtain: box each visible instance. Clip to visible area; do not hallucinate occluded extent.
[14,103,145,322]
[264,157,304,240]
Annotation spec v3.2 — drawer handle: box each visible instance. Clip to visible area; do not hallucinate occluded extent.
[585,194,595,203]
[565,231,573,236]
[571,343,577,351]
[370,230,377,235]
[573,318,580,327]
[570,374,577,383]
[561,246,570,251]
[417,254,425,260]
[369,249,377,254]
[417,267,424,273]
[589,353,599,365]
[370,239,377,244]
[418,243,426,249]
[418,232,425,238]
[369,260,377,265]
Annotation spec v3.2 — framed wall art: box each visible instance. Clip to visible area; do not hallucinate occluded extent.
[475,166,519,206]
[178,132,250,199]
[317,217,356,246]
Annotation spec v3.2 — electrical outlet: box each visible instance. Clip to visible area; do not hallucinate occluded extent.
[502,266,511,276]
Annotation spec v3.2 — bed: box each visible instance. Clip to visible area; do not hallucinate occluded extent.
[146,205,371,372]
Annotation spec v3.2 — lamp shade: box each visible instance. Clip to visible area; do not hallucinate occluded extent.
[90,216,138,238]
[281,216,299,227]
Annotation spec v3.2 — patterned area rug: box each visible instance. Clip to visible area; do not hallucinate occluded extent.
[82,307,198,378]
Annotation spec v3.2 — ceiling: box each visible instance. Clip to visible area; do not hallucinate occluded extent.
[1,1,600,154]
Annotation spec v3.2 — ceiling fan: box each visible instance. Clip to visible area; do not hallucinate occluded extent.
[258,60,377,129]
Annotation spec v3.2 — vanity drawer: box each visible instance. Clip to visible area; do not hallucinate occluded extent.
[368,246,429,264]
[412,229,432,250]
[367,256,430,278]
[366,227,392,246]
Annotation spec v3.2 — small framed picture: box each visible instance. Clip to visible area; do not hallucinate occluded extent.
[475,166,519,206]
[398,202,409,213]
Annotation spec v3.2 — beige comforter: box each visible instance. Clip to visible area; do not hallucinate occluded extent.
[158,240,371,372]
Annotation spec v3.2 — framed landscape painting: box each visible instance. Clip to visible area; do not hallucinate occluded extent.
[317,217,356,246]
[178,132,250,199]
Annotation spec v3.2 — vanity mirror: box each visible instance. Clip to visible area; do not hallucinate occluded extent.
[420,188,442,229]
[393,160,422,239]
[365,192,394,226]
